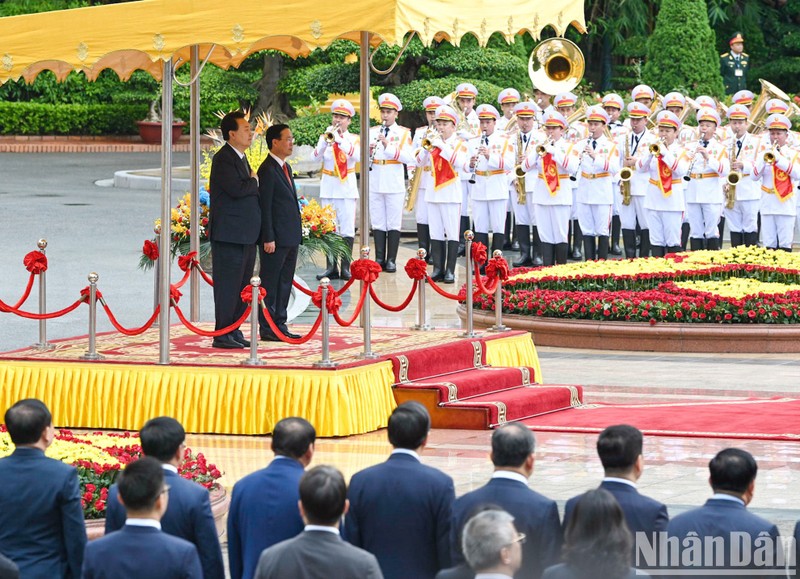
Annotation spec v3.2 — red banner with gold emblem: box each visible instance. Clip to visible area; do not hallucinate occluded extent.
[542,152,560,196]
[657,156,673,197]
[773,168,793,201]
[431,148,457,190]
[332,143,348,182]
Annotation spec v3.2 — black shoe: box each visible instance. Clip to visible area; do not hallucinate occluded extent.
[233,331,250,348]
[260,333,281,342]
[383,259,396,273]
[610,243,622,256]
[284,331,301,339]
[212,336,245,349]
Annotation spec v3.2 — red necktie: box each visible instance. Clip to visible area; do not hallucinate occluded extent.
[282,162,292,186]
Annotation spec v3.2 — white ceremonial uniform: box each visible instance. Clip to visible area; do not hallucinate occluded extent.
[684,138,729,240]
[496,116,513,132]
[312,132,360,237]
[637,141,690,248]
[516,129,545,227]
[457,110,480,216]
[724,133,763,234]
[417,135,470,241]
[621,129,658,230]
[470,131,515,234]
[524,137,581,244]
[752,144,800,249]
[411,125,433,226]
[369,122,414,231]
[575,134,620,237]
[609,123,630,218]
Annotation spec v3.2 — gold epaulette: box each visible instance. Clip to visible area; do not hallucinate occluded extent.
[721,52,729,58]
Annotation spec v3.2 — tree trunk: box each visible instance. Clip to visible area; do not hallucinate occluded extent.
[255,53,294,122]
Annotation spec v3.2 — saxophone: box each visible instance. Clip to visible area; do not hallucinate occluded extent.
[725,137,740,210]
[514,131,527,204]
[619,136,632,206]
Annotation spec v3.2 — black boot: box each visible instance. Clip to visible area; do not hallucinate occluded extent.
[651,246,666,258]
[622,229,637,259]
[384,230,400,272]
[681,222,690,251]
[744,232,759,247]
[444,240,459,284]
[513,225,533,267]
[457,216,470,257]
[582,236,597,261]
[532,226,544,266]
[781,246,793,252]
[597,236,610,260]
[667,245,683,254]
[570,220,583,260]
[706,237,720,251]
[373,230,387,268]
[610,215,622,255]
[340,237,354,280]
[503,213,513,250]
[316,257,339,280]
[718,216,726,240]
[491,233,505,258]
[555,242,570,265]
[690,237,704,251]
[639,229,651,257]
[540,242,555,267]
[430,240,445,282]
[730,231,744,247]
[416,224,431,264]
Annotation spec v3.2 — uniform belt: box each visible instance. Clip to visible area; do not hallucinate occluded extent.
[321,169,339,177]
[581,172,611,179]
[649,178,680,186]
[761,185,779,195]
[540,173,570,179]
[689,173,719,180]
[475,170,506,177]
[373,159,401,165]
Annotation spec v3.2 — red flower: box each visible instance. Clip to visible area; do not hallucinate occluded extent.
[649,318,657,326]
[94,500,105,512]
[724,313,732,320]
[85,483,96,493]
[747,310,756,318]
[142,239,159,261]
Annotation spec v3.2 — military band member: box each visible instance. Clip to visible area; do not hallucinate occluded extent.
[762,99,800,147]
[722,90,755,142]
[554,91,586,259]
[623,85,656,131]
[313,99,360,280]
[513,101,546,267]
[621,102,657,258]
[369,93,414,273]
[497,87,522,250]
[685,108,729,251]
[724,104,762,247]
[602,93,627,255]
[751,113,798,251]
[574,106,620,260]
[411,96,445,264]
[522,110,581,265]
[721,32,749,95]
[417,105,471,283]
[637,111,690,257]
[663,92,698,144]
[496,88,521,132]
[533,88,555,124]
[468,104,515,256]
[455,82,480,256]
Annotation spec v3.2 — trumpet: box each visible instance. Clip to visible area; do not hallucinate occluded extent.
[324,120,341,143]
[649,140,664,156]
[620,136,632,206]
[764,146,778,164]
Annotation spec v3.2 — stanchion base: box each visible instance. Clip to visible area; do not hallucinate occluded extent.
[358,351,381,359]
[410,324,433,331]
[313,360,339,368]
[488,325,509,332]
[80,352,105,361]
[32,342,55,351]
[241,358,266,367]
[460,331,481,338]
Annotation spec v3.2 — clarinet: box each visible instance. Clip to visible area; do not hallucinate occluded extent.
[468,131,488,185]
[368,122,387,171]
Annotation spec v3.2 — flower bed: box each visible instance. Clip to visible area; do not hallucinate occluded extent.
[0,427,222,519]
[472,247,800,325]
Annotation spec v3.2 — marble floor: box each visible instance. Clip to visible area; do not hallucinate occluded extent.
[187,239,800,542]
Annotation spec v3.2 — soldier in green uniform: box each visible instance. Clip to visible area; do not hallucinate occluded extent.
[721,32,749,95]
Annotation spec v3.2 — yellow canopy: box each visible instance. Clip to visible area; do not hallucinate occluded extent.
[0,0,586,84]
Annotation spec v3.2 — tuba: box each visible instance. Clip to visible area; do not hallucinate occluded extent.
[528,38,585,95]
[749,79,792,134]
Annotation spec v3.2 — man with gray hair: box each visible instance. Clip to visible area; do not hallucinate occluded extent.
[449,423,561,579]
[462,510,523,578]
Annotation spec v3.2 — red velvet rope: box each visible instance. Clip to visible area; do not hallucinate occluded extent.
[311,286,343,315]
[485,256,510,281]
[100,304,160,336]
[332,284,368,326]
[471,241,488,266]
[173,304,251,337]
[196,265,214,286]
[351,259,382,283]
[0,296,84,319]
[11,273,36,310]
[143,240,159,261]
[369,282,417,312]
[474,271,499,295]
[292,279,314,296]
[425,276,462,300]
[241,285,267,303]
[177,252,196,272]
[23,251,48,274]
[171,267,192,290]
[260,303,322,344]
[404,258,428,280]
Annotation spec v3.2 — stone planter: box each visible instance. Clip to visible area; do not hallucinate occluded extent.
[136,121,187,145]
[85,486,229,541]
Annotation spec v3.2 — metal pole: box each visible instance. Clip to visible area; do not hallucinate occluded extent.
[158,58,174,365]
[33,238,54,351]
[489,250,508,332]
[358,246,379,359]
[358,30,372,336]
[81,272,103,361]
[189,45,201,322]
[152,223,161,326]
[461,230,479,338]
[241,276,265,367]
[411,248,432,331]
[313,278,338,368]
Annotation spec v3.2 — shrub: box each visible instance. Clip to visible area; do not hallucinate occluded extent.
[0,102,148,135]
[384,78,504,113]
[287,112,374,147]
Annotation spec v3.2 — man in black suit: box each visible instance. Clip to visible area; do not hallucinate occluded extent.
[563,424,668,568]
[82,457,202,578]
[104,417,224,579]
[448,423,561,579]
[254,465,383,578]
[208,111,261,349]
[345,401,455,579]
[0,399,86,578]
[258,123,303,341]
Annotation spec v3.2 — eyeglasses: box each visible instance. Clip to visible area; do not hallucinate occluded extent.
[509,532,526,545]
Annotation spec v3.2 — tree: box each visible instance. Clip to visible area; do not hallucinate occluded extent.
[642,0,725,96]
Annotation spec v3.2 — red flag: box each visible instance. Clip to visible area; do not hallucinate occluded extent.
[332,143,348,182]
[431,148,457,190]
[542,152,560,196]
[657,156,673,197]
[773,167,794,201]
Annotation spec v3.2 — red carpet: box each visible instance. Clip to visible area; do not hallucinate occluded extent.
[522,397,800,441]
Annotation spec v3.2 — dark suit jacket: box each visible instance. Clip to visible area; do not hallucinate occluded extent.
[0,447,86,579]
[257,154,302,247]
[450,476,561,579]
[434,564,474,579]
[345,452,455,579]
[254,529,383,579]
[208,142,261,245]
[564,479,668,567]
[542,563,646,579]
[0,553,19,579]
[666,498,783,577]
[81,524,202,579]
[227,457,306,579]
[105,468,224,579]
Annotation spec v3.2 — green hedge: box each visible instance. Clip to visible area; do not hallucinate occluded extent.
[384,78,504,113]
[0,102,148,135]
[287,112,375,147]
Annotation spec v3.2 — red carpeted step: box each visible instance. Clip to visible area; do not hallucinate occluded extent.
[388,339,486,383]
[446,385,583,426]
[399,367,538,402]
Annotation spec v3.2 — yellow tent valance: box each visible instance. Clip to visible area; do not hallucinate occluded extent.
[0,0,586,84]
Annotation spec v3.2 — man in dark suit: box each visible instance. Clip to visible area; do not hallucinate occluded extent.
[345,401,455,579]
[254,465,383,578]
[447,423,561,579]
[227,417,316,579]
[104,417,224,579]
[208,110,261,349]
[666,448,783,577]
[82,457,202,578]
[258,123,303,341]
[563,424,668,568]
[0,399,86,578]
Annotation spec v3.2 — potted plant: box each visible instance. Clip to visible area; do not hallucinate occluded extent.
[136,98,186,145]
